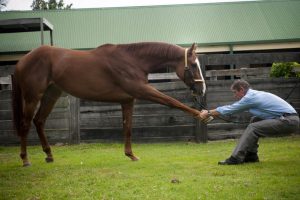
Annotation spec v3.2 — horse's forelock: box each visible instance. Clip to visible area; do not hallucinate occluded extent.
[118,42,183,60]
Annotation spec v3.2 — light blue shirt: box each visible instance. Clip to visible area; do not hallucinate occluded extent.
[216,89,297,119]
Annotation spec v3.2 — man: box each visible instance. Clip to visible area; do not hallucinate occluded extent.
[200,79,299,165]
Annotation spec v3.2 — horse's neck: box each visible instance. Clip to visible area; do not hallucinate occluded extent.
[146,56,183,74]
[118,43,184,74]
[139,51,183,74]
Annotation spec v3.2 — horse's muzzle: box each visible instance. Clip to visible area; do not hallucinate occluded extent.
[191,82,204,97]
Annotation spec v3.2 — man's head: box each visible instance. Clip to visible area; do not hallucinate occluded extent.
[230,79,250,100]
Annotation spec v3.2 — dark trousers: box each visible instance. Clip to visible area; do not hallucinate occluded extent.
[232,115,299,161]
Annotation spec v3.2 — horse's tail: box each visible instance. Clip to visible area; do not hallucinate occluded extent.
[11,74,23,136]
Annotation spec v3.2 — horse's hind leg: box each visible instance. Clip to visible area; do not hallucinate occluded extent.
[33,85,62,163]
[121,100,139,161]
[20,99,40,167]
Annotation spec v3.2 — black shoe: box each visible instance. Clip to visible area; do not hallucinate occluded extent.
[244,152,259,163]
[218,156,243,165]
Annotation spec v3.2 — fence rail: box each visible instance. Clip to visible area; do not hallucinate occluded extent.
[206,67,271,80]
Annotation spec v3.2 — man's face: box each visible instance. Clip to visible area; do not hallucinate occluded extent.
[232,88,245,100]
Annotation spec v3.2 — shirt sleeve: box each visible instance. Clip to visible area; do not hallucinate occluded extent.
[216,95,253,115]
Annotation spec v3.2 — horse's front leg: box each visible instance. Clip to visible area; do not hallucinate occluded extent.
[121,100,139,161]
[135,85,203,120]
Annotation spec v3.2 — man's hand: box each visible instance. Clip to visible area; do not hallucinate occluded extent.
[199,110,214,124]
[200,110,209,119]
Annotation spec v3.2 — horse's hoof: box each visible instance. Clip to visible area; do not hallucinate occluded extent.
[23,162,31,167]
[45,157,54,163]
[131,156,139,161]
[125,152,139,161]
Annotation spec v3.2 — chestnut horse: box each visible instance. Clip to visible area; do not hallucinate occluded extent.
[12,42,207,167]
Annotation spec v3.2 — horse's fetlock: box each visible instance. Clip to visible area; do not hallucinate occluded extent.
[125,152,133,157]
[20,153,27,159]
[43,147,51,154]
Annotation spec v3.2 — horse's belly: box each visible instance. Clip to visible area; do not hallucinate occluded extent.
[55,79,133,103]
[51,59,134,102]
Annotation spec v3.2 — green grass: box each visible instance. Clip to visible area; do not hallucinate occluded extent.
[1,136,300,200]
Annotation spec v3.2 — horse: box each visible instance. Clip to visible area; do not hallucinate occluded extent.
[11,42,207,167]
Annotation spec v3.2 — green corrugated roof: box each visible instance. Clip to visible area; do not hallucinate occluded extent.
[0,0,300,53]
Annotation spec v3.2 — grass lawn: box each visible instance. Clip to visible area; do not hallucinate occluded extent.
[0,136,299,200]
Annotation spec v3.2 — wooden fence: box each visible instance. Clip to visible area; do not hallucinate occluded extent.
[0,91,69,144]
[1,51,300,145]
[80,80,196,142]
[0,64,80,145]
[79,76,300,142]
[1,74,298,145]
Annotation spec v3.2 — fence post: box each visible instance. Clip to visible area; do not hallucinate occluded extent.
[69,95,80,144]
[195,95,208,143]
[195,55,208,143]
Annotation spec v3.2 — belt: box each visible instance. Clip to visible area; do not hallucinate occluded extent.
[282,113,299,117]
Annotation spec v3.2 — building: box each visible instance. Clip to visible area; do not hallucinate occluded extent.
[0,0,299,62]
[0,0,299,144]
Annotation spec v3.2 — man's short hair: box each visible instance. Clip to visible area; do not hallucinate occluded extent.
[231,79,250,91]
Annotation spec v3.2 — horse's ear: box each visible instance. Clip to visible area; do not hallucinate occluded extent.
[188,43,197,54]
[191,43,197,50]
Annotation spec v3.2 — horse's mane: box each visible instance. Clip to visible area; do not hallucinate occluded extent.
[116,42,184,60]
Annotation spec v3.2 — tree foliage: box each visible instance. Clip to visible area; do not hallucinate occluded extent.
[270,62,300,78]
[0,0,8,11]
[31,0,72,10]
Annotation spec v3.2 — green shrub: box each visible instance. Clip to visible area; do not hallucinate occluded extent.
[270,62,300,78]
